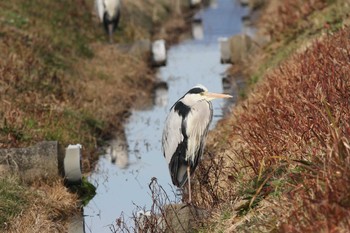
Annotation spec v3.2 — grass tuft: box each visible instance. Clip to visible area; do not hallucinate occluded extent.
[0,177,28,229]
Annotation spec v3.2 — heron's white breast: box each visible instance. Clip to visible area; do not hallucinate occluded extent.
[185,101,212,160]
[104,0,120,18]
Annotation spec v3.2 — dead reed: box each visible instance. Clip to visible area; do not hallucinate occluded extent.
[261,0,328,39]
[191,17,350,233]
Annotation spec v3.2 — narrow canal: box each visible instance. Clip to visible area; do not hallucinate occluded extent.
[84,1,250,232]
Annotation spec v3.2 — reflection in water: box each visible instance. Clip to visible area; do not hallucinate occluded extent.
[222,75,231,94]
[153,82,169,107]
[209,0,218,8]
[239,0,249,7]
[105,133,129,169]
[221,74,246,115]
[242,14,252,27]
[218,37,230,64]
[192,20,204,40]
[192,9,204,40]
[241,2,257,37]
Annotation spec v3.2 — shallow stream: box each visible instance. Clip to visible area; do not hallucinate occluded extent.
[84,1,251,232]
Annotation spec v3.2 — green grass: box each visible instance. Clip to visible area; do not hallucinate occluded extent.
[235,162,293,216]
[0,0,96,69]
[0,178,28,228]
[1,11,29,28]
[69,177,96,206]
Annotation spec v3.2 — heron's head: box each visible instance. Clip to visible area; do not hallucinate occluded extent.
[183,84,232,106]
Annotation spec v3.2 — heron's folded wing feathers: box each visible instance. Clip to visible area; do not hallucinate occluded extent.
[162,108,184,164]
[185,101,213,170]
[162,100,212,187]
[95,0,105,22]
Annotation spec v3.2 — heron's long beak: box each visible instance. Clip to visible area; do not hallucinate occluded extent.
[203,92,233,100]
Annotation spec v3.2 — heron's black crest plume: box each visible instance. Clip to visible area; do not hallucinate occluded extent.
[187,87,206,94]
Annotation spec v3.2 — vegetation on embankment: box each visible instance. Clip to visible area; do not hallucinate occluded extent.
[0,0,188,157]
[0,0,191,231]
[191,0,350,232]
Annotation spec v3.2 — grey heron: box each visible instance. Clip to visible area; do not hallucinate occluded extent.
[162,85,232,203]
[95,0,121,43]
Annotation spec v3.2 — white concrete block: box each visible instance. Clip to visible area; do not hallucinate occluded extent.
[64,144,82,184]
[151,39,167,67]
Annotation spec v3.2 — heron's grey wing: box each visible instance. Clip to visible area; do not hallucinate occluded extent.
[185,101,213,172]
[95,0,105,22]
[162,105,189,187]
[162,108,183,164]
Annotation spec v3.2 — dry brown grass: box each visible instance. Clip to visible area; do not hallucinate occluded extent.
[0,0,193,231]
[0,0,192,153]
[73,42,155,134]
[233,28,349,231]
[5,179,78,233]
[188,1,350,231]
[0,0,97,150]
[260,0,328,40]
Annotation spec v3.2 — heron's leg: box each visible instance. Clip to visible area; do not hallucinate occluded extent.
[187,165,192,203]
[108,25,114,44]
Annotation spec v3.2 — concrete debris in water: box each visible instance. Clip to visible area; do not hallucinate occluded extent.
[151,39,167,67]
[219,34,257,64]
